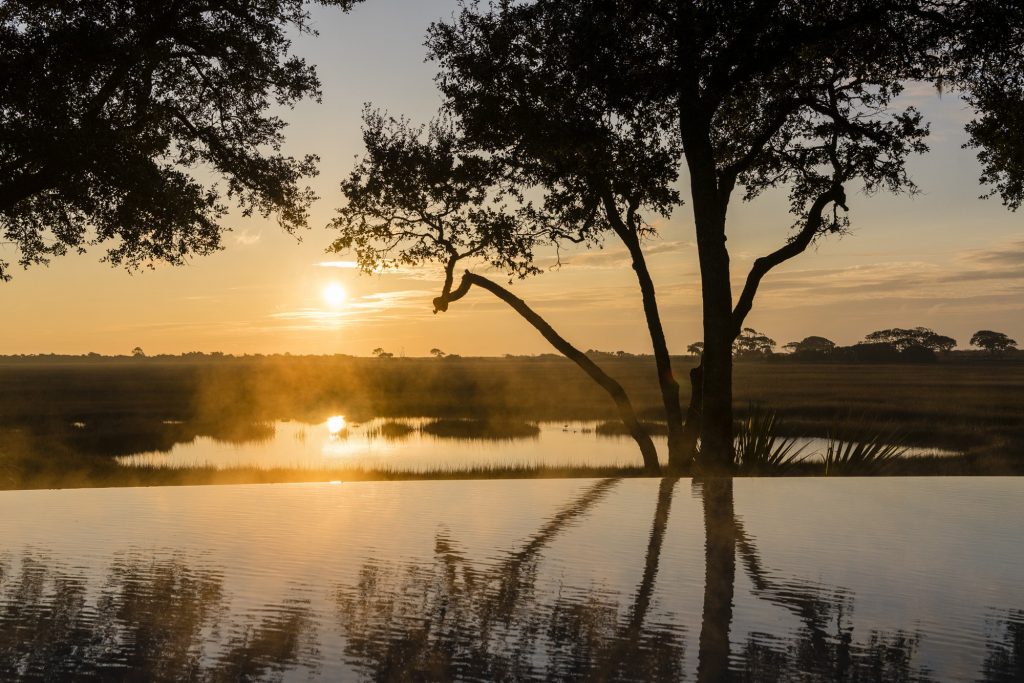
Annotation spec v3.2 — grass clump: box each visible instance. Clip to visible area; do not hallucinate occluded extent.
[733,409,809,475]
[822,431,909,475]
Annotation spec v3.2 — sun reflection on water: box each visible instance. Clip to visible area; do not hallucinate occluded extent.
[326,415,347,435]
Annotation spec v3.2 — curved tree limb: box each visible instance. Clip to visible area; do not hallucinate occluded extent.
[434,269,661,474]
[732,184,848,336]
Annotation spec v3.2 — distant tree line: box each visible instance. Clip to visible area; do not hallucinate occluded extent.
[686,327,1019,362]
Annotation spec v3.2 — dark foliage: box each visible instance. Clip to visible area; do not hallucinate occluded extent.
[971,330,1019,354]
[0,0,360,279]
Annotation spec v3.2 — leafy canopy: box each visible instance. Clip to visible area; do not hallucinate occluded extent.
[426,1,951,247]
[733,328,776,358]
[330,111,547,284]
[0,0,360,280]
[783,336,837,354]
[864,327,956,352]
[970,330,1018,353]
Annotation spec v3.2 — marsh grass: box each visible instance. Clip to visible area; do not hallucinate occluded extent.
[363,421,416,440]
[2,356,1023,487]
[420,418,540,440]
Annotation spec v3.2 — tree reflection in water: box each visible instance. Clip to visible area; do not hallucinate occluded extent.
[0,481,1018,681]
[982,610,1024,683]
[335,477,686,681]
[337,478,944,682]
[696,478,934,682]
[0,553,317,681]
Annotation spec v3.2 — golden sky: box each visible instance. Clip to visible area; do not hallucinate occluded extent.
[0,1,1021,356]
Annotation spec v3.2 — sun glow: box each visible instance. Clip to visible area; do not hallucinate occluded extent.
[326,415,347,435]
[323,283,347,308]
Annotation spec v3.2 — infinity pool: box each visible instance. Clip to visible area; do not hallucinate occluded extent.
[1,478,1019,681]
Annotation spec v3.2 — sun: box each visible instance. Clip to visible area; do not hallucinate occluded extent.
[323,283,347,308]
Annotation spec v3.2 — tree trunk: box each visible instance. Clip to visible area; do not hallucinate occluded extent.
[692,200,736,473]
[626,241,687,463]
[627,242,687,467]
[699,316,734,472]
[672,362,702,469]
[681,104,737,473]
[601,196,687,465]
[435,272,661,474]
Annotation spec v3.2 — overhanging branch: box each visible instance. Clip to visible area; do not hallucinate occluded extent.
[432,269,661,473]
[732,184,848,336]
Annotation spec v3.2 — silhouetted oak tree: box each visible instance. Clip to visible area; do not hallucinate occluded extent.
[427,0,1024,471]
[424,10,694,464]
[331,113,661,471]
[971,330,1018,354]
[0,0,359,280]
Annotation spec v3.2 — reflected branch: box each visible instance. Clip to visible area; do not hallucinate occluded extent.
[695,482,936,682]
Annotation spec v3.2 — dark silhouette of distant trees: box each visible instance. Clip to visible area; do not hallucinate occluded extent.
[429,348,446,358]
[419,0,1024,473]
[687,342,704,357]
[733,328,775,359]
[865,327,956,353]
[371,347,393,359]
[0,0,360,280]
[972,330,1019,354]
[783,336,836,357]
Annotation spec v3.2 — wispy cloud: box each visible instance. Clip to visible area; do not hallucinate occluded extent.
[267,288,436,330]
[746,248,1024,312]
[960,238,1024,268]
[269,308,354,322]
[557,240,693,269]
[233,230,262,246]
[316,260,359,269]
[319,259,450,282]
[349,289,434,308]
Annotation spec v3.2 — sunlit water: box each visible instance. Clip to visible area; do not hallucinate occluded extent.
[0,478,1020,681]
[114,417,953,470]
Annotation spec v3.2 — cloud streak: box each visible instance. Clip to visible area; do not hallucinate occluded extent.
[316,260,359,269]
[556,240,693,269]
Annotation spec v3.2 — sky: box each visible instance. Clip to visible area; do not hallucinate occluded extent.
[0,0,1021,357]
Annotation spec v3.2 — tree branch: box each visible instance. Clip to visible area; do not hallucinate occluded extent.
[732,184,848,336]
[433,269,661,473]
